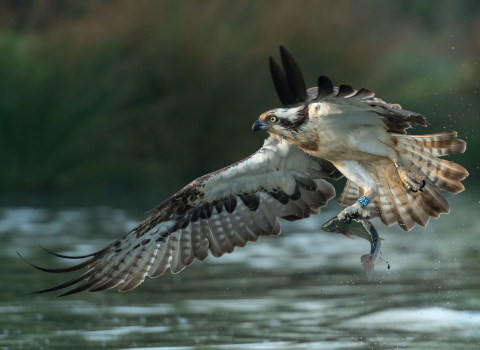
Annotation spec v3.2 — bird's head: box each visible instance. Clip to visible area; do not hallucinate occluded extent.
[252,105,310,137]
[251,46,316,141]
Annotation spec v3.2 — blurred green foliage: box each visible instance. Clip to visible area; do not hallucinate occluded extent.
[0,0,478,195]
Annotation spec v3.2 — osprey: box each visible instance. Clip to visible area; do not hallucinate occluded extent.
[22,47,467,296]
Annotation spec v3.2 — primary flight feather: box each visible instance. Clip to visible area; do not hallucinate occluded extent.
[22,46,467,296]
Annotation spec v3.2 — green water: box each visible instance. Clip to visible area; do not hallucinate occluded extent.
[1,194,480,349]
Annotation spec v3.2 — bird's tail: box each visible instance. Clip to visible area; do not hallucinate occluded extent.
[338,131,468,231]
[394,131,468,194]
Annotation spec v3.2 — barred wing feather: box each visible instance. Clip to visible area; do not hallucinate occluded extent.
[23,137,341,296]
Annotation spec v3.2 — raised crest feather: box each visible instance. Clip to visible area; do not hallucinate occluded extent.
[279,46,308,103]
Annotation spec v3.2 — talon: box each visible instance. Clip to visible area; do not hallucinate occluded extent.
[361,209,371,220]
[344,213,352,223]
[419,179,426,191]
[397,167,425,194]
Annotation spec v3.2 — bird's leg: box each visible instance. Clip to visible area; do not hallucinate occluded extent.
[375,142,425,192]
[351,129,425,192]
[394,161,425,192]
[333,161,378,222]
[338,188,377,222]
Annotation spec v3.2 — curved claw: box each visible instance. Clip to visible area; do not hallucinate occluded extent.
[410,179,426,193]
[344,213,352,223]
[419,179,426,192]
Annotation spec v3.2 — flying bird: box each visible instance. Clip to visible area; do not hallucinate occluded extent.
[22,46,467,296]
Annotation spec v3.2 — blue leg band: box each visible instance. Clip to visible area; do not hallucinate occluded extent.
[357,195,370,208]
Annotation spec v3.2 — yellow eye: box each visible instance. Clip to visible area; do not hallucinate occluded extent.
[270,116,277,123]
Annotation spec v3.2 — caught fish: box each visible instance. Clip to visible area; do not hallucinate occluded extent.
[321,216,383,281]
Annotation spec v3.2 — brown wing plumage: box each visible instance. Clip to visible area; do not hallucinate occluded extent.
[21,137,342,296]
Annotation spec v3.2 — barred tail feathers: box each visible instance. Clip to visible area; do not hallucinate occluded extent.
[339,163,456,231]
[338,131,466,231]
[394,131,468,194]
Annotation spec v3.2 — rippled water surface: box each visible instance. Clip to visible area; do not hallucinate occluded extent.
[1,194,480,349]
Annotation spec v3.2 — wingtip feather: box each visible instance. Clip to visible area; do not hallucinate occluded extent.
[36,243,102,259]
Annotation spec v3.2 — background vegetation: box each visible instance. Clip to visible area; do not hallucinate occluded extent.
[1,0,479,200]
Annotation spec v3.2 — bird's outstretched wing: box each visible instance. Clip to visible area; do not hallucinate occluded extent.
[270,46,427,134]
[23,137,342,296]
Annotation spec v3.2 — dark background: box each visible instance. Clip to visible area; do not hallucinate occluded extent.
[1,0,478,205]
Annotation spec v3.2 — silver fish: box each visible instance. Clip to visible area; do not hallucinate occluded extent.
[322,216,383,281]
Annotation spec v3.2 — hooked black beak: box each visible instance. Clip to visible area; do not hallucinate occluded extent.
[252,120,268,132]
